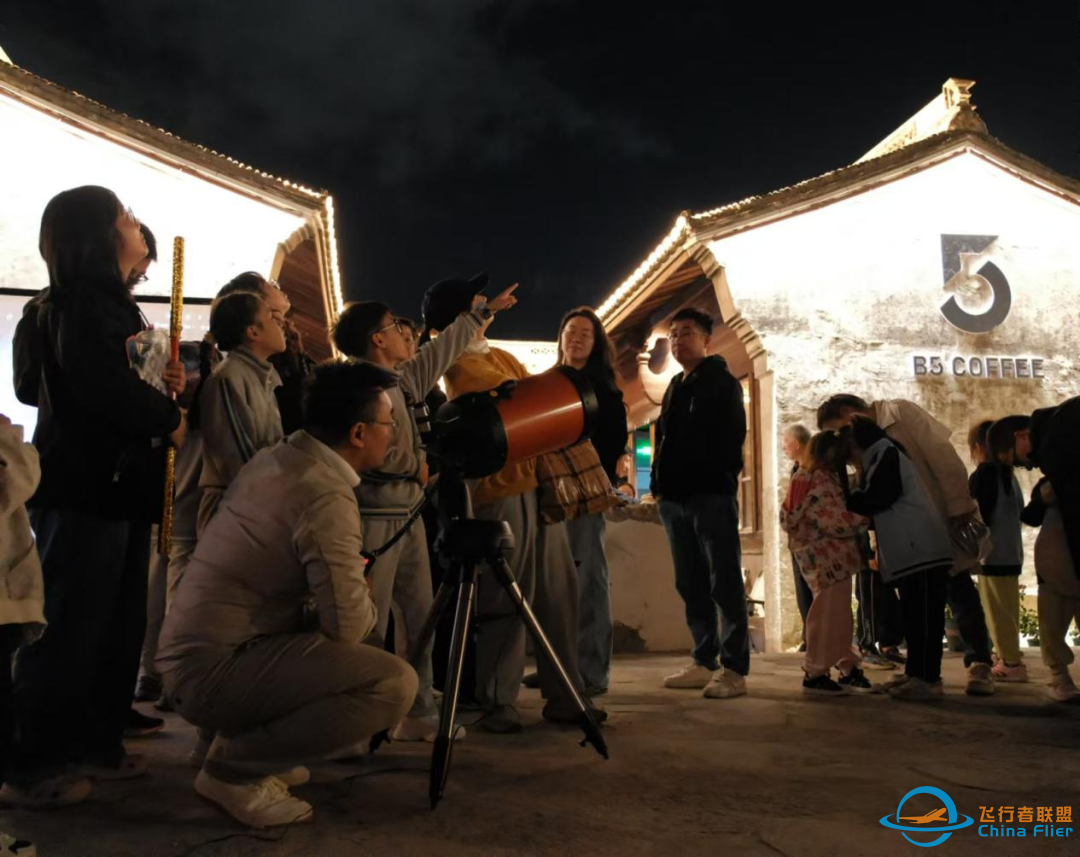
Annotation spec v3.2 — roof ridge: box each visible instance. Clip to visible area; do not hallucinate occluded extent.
[597,129,1080,323]
[0,61,329,202]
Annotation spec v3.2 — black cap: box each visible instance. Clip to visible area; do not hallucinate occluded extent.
[421,272,489,333]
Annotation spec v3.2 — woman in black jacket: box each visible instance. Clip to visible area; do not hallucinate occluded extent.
[556,307,628,696]
[4,187,185,806]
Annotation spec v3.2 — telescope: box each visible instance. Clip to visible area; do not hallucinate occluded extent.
[431,365,598,479]
[412,364,609,808]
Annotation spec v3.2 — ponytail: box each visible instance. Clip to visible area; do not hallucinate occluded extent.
[187,332,221,431]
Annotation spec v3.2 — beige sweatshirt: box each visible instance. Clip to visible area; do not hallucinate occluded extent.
[0,422,46,630]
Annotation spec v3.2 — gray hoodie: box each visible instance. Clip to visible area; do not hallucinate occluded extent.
[356,309,483,518]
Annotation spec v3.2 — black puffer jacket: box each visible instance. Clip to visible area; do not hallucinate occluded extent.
[651,355,746,500]
[579,365,628,484]
[14,286,182,522]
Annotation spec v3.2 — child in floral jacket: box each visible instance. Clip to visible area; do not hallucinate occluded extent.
[781,431,871,695]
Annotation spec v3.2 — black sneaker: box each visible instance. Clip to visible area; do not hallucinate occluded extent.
[123,709,165,738]
[521,672,540,689]
[838,667,875,693]
[802,673,848,696]
[881,646,907,666]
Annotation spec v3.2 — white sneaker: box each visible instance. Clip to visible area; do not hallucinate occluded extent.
[663,663,716,689]
[272,767,310,787]
[0,774,92,809]
[703,669,747,699]
[392,714,466,743]
[1048,673,1080,703]
[194,770,314,829]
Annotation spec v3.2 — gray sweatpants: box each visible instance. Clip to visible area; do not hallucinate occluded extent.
[361,516,436,718]
[139,534,196,683]
[473,490,582,707]
[165,633,417,784]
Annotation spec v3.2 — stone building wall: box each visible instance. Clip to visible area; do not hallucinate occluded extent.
[706,152,1080,648]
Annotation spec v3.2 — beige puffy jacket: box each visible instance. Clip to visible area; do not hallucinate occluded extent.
[0,422,45,631]
[874,399,979,574]
[157,431,378,678]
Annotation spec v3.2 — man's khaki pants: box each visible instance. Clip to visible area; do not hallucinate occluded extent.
[166,633,417,783]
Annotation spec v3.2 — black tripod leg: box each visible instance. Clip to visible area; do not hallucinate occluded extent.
[489,557,609,760]
[410,578,455,672]
[430,562,477,808]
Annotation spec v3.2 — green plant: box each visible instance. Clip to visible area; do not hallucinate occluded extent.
[1018,602,1040,644]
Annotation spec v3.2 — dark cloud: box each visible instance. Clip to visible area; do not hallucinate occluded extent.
[14,0,662,184]
[1,1,1075,338]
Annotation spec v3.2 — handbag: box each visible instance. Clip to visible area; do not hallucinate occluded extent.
[536,439,619,524]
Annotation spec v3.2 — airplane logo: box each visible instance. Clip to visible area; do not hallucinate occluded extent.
[880,787,975,847]
[899,808,948,825]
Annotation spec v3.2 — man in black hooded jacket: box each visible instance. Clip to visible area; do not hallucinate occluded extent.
[651,308,748,699]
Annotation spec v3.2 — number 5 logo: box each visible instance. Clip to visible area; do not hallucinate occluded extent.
[939,234,1011,334]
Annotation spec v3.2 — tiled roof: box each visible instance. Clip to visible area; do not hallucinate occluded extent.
[0,61,330,205]
[597,130,1080,324]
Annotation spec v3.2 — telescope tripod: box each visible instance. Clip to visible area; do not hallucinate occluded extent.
[411,480,609,808]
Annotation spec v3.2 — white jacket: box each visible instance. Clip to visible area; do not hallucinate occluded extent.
[157,431,378,678]
[0,423,45,630]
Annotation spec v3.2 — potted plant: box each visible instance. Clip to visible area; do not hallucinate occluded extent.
[1019,602,1040,648]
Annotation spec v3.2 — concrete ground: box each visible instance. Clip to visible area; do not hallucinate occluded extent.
[3,650,1079,857]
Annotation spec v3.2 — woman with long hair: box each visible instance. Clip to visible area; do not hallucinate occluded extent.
[4,187,185,806]
[555,307,628,696]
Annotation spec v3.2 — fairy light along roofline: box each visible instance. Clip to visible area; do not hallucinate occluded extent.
[596,213,691,322]
[0,60,330,209]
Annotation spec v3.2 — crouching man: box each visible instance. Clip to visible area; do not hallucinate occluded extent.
[156,361,418,828]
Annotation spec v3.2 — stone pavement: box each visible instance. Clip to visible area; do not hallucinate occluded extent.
[2,650,1078,856]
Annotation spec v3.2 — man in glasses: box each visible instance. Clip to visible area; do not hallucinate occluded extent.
[331,276,518,742]
[156,361,417,828]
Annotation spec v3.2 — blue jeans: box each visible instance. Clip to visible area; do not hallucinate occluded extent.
[566,513,612,691]
[659,494,749,676]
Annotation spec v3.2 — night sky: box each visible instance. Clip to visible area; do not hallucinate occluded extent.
[1,1,1076,338]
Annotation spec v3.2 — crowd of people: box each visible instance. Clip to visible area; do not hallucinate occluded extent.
[774,395,1080,701]
[0,186,630,833]
[0,184,1077,843]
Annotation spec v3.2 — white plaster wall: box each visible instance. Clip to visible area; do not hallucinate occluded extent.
[707,152,1080,647]
[606,519,691,652]
[0,93,311,430]
[0,96,308,299]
